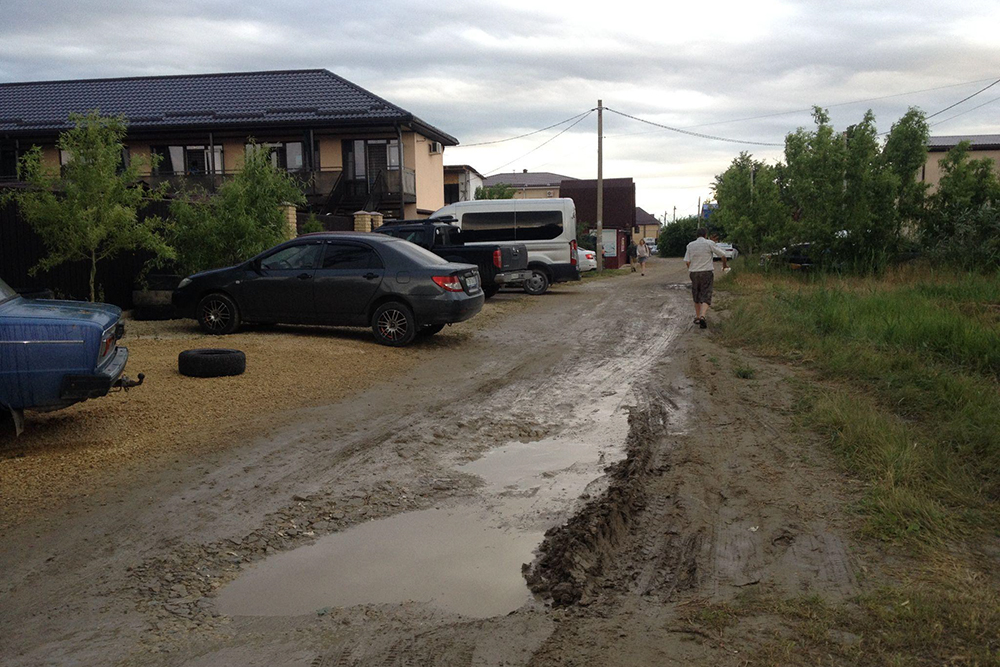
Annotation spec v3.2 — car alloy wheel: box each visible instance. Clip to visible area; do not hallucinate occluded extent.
[372,301,417,346]
[197,293,241,335]
[523,269,549,295]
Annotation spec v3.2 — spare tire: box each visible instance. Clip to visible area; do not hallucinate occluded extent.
[178,349,246,378]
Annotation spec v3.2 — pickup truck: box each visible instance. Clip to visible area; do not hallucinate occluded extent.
[374,220,529,298]
[0,276,142,433]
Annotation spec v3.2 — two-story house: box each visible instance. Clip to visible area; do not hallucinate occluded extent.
[0,69,458,219]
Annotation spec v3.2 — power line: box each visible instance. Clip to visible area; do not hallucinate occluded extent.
[930,93,1000,127]
[925,77,1000,120]
[483,110,594,175]
[604,107,784,147]
[457,110,594,147]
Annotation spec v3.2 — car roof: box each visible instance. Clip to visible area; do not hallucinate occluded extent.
[296,231,402,243]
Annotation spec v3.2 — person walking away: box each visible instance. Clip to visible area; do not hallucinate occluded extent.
[684,228,728,329]
[636,238,650,276]
[626,240,638,272]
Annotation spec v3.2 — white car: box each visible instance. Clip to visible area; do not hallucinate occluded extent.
[576,247,597,272]
[715,242,739,261]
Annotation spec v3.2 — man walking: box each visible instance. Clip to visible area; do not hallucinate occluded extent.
[626,240,638,272]
[684,228,728,329]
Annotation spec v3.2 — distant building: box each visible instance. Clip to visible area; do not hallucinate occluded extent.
[482,170,578,199]
[443,164,484,204]
[559,177,637,232]
[634,207,661,244]
[923,135,1000,192]
[0,69,458,219]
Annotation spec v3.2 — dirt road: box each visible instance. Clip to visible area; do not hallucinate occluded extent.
[0,258,860,666]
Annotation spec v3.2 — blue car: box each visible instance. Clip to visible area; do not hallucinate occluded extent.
[0,277,142,433]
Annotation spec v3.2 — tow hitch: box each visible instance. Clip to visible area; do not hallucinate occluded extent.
[115,373,145,391]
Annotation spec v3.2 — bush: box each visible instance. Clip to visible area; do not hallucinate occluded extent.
[658,216,700,257]
[928,205,1000,272]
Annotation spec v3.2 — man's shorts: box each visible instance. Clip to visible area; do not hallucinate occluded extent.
[690,270,714,304]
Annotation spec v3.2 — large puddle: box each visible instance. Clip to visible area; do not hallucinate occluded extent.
[217,389,631,619]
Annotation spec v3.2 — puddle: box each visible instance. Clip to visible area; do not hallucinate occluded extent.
[217,390,631,619]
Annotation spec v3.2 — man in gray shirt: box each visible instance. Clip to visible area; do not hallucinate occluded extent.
[684,228,728,329]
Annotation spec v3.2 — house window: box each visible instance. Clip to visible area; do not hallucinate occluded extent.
[152,145,223,175]
[0,146,17,181]
[249,142,305,172]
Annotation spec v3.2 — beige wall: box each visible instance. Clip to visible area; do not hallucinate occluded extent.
[633,224,661,244]
[512,185,560,199]
[40,145,60,171]
[404,131,444,213]
[922,149,1000,192]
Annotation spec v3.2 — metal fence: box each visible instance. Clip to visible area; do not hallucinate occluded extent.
[0,199,171,308]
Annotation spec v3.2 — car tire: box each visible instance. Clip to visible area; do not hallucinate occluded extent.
[372,302,417,347]
[178,349,246,378]
[197,293,241,335]
[483,285,500,299]
[418,324,446,337]
[523,268,550,295]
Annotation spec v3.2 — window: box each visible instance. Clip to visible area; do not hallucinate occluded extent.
[444,183,460,204]
[387,139,400,170]
[260,244,321,270]
[152,145,223,175]
[461,211,517,242]
[246,142,305,172]
[460,210,563,241]
[0,146,17,180]
[322,243,381,270]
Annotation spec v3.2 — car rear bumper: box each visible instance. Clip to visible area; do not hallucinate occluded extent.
[417,293,485,326]
[59,346,129,401]
[494,270,531,284]
[548,262,581,283]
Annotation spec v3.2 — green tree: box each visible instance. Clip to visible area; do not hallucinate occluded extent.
[658,216,700,257]
[712,153,791,254]
[169,141,306,274]
[475,183,516,199]
[923,141,1000,244]
[1,111,172,301]
[882,107,929,226]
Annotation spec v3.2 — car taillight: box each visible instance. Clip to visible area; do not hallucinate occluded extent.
[432,275,464,292]
[570,239,578,266]
[493,248,502,269]
[100,334,114,359]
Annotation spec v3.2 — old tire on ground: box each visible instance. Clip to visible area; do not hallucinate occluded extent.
[178,349,246,378]
[371,301,417,347]
[197,292,241,335]
[523,268,550,296]
[418,324,446,337]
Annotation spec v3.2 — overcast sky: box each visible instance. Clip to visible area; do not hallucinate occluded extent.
[3,0,999,218]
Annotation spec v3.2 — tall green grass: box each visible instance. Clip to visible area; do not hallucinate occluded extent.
[719,266,1000,541]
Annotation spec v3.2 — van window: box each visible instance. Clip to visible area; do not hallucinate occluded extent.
[513,210,563,240]
[462,211,517,242]
[461,210,563,242]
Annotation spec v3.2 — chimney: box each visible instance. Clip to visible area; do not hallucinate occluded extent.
[523,169,528,173]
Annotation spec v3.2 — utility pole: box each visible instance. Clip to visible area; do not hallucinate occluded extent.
[595,99,604,272]
[697,196,701,220]
[672,206,676,222]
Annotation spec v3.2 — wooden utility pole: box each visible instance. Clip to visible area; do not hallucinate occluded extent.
[596,99,604,272]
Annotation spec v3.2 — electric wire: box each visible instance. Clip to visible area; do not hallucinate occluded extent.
[930,93,1000,127]
[925,77,1000,120]
[603,107,784,147]
[483,110,594,175]
[458,110,594,147]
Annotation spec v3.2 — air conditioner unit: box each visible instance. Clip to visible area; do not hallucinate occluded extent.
[428,141,443,154]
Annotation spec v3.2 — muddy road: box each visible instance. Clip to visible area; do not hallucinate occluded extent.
[0,258,859,666]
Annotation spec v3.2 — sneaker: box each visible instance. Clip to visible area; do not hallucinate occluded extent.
[699,318,707,329]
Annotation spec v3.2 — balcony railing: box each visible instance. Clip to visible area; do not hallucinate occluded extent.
[137,167,415,199]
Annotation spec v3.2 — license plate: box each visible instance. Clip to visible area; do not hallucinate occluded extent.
[467,276,479,288]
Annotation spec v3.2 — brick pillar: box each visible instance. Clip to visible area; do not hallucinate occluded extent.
[353,210,372,232]
[282,204,297,238]
[370,212,384,229]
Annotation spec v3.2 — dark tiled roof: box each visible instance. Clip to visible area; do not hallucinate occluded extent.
[482,171,578,188]
[927,134,1000,151]
[635,207,661,226]
[0,69,457,144]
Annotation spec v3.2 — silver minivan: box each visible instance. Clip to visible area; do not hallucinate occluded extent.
[431,198,580,295]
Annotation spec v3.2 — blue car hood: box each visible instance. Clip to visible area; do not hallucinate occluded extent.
[0,297,121,330]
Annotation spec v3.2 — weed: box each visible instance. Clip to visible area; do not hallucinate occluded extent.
[734,364,755,379]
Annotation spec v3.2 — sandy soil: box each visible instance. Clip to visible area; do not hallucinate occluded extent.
[0,259,863,666]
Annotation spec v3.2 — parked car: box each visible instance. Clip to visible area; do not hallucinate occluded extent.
[646,243,658,255]
[715,242,739,261]
[576,247,597,272]
[431,198,581,295]
[760,243,814,270]
[0,277,141,431]
[172,233,484,346]
[374,220,529,298]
